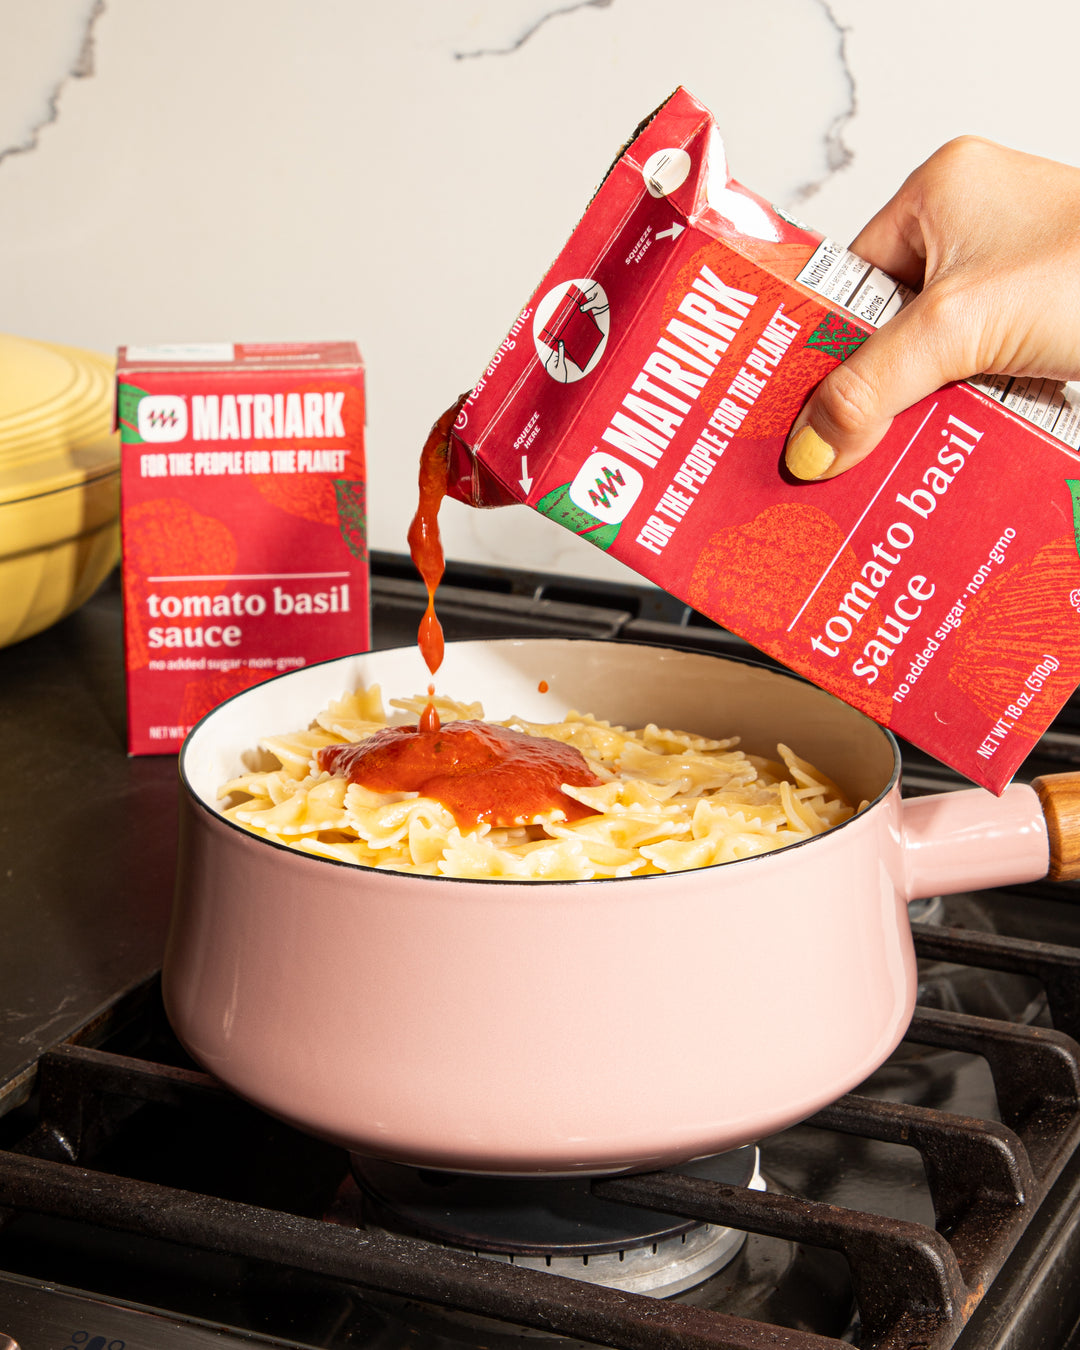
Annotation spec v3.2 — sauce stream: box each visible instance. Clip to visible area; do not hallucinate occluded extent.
[406,400,459,679]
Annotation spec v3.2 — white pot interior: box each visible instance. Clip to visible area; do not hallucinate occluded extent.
[181,640,898,816]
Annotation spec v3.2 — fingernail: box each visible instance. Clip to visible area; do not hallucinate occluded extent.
[785,426,836,481]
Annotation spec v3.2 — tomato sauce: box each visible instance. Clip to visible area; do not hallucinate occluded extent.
[406,400,460,679]
[318,721,602,829]
[336,402,601,830]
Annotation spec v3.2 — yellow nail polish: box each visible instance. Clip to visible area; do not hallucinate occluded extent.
[785,426,836,481]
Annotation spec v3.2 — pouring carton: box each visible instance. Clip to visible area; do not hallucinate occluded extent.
[444,87,1080,793]
[117,342,368,755]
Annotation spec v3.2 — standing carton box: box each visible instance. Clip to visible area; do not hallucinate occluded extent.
[117,342,368,755]
[445,88,1080,793]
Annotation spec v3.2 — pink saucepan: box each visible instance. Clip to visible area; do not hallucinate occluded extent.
[164,639,1080,1176]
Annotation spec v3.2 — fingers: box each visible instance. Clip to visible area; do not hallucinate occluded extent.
[848,204,927,290]
[843,137,993,288]
[580,286,609,316]
[785,285,975,480]
[545,341,572,383]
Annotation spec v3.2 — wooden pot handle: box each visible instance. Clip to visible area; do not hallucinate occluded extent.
[1032,773,1080,882]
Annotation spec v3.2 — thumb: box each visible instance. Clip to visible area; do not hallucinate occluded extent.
[784,288,972,481]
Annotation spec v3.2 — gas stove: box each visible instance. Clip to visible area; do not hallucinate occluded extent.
[3,554,1080,1350]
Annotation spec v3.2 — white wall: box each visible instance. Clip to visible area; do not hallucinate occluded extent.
[3,0,1079,583]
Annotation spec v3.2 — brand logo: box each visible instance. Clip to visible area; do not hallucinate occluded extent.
[569,452,642,525]
[190,391,347,440]
[137,394,188,443]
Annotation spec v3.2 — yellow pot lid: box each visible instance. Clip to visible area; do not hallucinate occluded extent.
[0,334,119,507]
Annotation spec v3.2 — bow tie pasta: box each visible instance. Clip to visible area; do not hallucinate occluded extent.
[219,685,857,880]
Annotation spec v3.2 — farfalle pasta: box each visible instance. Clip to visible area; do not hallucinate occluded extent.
[219,685,857,880]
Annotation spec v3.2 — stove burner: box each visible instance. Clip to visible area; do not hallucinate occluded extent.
[348,1146,763,1298]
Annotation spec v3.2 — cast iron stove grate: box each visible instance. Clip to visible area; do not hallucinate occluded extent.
[3,924,1080,1350]
[5,556,1080,1348]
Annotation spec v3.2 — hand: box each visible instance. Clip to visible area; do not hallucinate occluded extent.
[579,284,609,318]
[545,340,580,383]
[784,136,1080,480]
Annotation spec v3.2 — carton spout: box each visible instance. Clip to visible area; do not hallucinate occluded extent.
[445,432,520,509]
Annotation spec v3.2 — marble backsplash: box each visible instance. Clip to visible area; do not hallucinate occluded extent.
[1,0,1077,581]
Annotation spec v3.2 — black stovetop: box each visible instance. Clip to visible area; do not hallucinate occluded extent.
[3,556,1080,1350]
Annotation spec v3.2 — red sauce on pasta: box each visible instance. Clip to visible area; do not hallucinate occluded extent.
[317,721,602,828]
[386,400,603,828]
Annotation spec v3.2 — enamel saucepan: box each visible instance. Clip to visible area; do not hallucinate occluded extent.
[163,639,1080,1176]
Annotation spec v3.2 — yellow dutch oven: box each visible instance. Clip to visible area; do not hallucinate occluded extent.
[0,334,119,648]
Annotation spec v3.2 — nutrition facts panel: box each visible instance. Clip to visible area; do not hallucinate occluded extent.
[967,372,1080,449]
[796,237,911,327]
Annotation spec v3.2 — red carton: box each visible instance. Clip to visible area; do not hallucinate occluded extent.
[117,342,368,755]
[445,88,1080,793]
